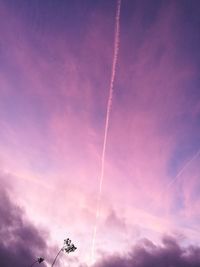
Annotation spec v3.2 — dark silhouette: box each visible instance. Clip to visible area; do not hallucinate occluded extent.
[30,257,45,266]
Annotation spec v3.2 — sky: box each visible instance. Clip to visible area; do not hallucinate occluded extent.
[1,0,200,266]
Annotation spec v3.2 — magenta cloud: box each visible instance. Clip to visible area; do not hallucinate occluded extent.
[93,235,200,267]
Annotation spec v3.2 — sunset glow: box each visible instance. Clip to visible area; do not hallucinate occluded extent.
[1,1,200,267]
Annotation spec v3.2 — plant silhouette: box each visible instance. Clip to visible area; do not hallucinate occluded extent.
[51,238,77,267]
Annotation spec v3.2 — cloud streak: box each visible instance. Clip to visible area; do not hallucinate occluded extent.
[90,0,122,263]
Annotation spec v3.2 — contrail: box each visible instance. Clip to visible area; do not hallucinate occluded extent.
[166,148,200,190]
[90,0,121,264]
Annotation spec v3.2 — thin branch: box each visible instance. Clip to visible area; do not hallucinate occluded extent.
[51,248,63,267]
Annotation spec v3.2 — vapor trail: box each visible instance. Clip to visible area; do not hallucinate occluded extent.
[90,0,121,264]
[166,148,200,190]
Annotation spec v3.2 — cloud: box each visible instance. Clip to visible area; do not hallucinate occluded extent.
[93,235,200,267]
[0,182,54,267]
[104,209,126,231]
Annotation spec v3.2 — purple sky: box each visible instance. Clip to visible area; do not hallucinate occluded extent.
[1,0,200,266]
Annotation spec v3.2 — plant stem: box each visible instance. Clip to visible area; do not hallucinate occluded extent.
[51,248,63,267]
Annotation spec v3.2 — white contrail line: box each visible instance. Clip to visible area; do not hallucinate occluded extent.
[156,148,200,205]
[166,148,200,190]
[90,0,121,264]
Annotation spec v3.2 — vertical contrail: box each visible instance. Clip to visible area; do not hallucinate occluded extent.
[90,0,121,264]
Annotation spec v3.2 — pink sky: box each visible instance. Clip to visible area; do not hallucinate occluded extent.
[1,0,200,266]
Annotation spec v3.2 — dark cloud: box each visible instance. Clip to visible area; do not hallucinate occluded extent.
[94,235,200,267]
[0,184,54,267]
